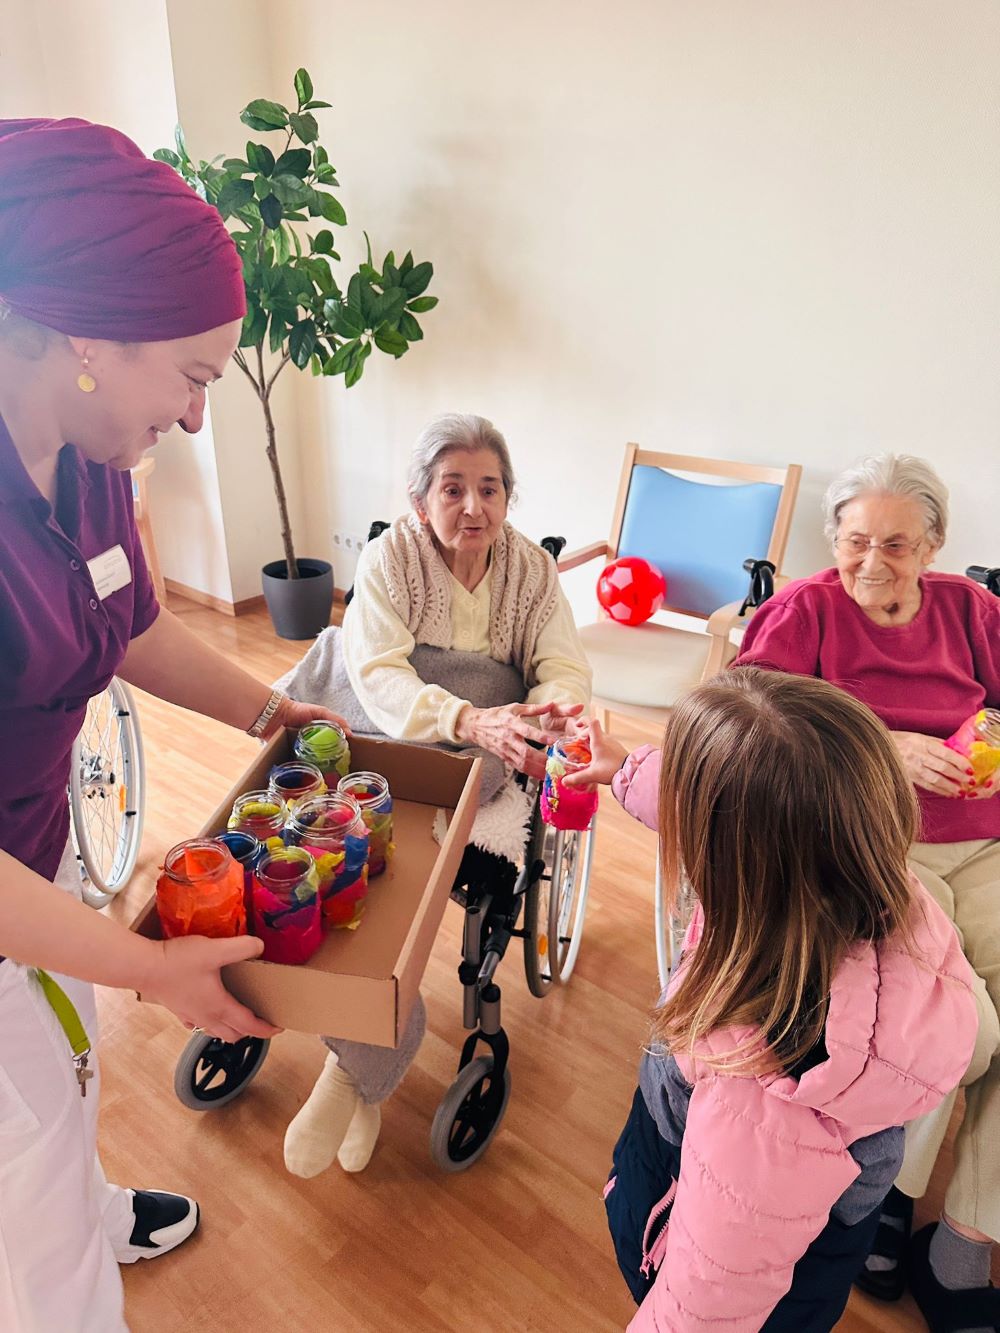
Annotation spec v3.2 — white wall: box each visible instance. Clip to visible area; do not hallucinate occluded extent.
[264,0,999,618]
[5,3,998,610]
[166,0,311,602]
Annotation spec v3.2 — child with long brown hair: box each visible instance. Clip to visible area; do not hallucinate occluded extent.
[574,670,978,1331]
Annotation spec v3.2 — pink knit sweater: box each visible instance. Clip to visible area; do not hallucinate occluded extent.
[733,569,1000,843]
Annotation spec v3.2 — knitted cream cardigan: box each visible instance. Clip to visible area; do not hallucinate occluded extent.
[378,513,559,681]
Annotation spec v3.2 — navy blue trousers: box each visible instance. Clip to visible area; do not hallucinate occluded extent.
[605,1087,880,1332]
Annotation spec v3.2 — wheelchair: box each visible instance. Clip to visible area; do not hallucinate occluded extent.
[172,529,597,1172]
[69,677,145,909]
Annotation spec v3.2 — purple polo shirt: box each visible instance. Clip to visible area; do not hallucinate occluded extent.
[0,416,159,882]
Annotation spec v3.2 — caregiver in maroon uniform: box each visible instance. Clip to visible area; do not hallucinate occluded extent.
[0,118,343,1331]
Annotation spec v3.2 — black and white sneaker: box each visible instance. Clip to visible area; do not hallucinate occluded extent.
[114,1189,200,1264]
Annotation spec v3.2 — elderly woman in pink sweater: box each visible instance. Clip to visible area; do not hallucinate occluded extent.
[729,454,1000,1332]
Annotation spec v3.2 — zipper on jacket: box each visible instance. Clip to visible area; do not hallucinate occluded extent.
[640,1180,677,1278]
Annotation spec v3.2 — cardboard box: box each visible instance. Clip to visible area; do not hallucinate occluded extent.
[132,732,481,1047]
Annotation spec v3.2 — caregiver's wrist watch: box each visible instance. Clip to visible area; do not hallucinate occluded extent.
[247,687,286,739]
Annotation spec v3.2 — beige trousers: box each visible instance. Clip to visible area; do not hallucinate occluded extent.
[897,838,1000,1239]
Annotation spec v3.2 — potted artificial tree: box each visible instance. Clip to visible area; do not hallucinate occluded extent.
[156,69,436,638]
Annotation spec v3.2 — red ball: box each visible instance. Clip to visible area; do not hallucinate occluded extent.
[597,557,667,626]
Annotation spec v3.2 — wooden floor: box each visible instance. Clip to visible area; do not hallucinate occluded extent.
[96,596,963,1332]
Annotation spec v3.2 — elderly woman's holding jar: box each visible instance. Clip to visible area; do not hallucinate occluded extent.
[732,454,1000,1331]
[281,412,592,1178]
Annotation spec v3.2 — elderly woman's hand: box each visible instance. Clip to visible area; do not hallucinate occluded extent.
[891,731,979,798]
[455,702,567,779]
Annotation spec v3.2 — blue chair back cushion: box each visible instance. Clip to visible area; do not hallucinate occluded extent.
[617,465,782,617]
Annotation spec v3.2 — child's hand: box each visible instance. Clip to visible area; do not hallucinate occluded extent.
[563,718,629,787]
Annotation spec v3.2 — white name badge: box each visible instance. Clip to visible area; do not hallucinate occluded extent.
[86,544,132,600]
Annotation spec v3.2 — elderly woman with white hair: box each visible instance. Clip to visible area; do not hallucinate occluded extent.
[731,454,1000,1332]
[279,412,591,1181]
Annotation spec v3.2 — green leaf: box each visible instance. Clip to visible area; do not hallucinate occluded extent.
[272,173,310,207]
[359,263,381,284]
[310,352,323,376]
[289,318,318,368]
[407,295,439,313]
[317,191,347,225]
[241,98,288,129]
[240,303,267,349]
[289,112,319,144]
[269,312,288,354]
[315,163,338,184]
[217,178,255,218]
[314,144,328,168]
[401,261,433,297]
[274,147,311,178]
[153,148,181,167]
[294,68,314,106]
[345,340,372,387]
[368,286,407,327]
[246,141,275,175]
[330,303,365,337]
[346,273,363,314]
[374,326,408,357]
[174,123,191,163]
[399,250,414,276]
[398,312,423,342]
[324,339,358,375]
[273,223,291,266]
[260,194,283,229]
[303,100,332,110]
[312,229,335,255]
[222,157,250,174]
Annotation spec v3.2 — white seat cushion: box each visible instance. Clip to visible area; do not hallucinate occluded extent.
[578,620,711,708]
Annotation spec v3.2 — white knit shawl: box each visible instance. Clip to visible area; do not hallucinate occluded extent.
[378,513,559,683]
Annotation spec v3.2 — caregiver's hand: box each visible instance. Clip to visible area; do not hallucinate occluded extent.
[141,934,282,1043]
[269,696,352,738]
[455,702,563,778]
[891,731,977,798]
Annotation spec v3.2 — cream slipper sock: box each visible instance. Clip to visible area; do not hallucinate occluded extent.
[284,1052,361,1179]
[336,1100,382,1173]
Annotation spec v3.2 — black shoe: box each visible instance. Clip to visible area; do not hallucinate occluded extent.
[114,1189,200,1264]
[909,1223,1000,1331]
[853,1185,913,1302]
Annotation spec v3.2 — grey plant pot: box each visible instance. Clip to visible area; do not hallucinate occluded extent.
[261,558,334,641]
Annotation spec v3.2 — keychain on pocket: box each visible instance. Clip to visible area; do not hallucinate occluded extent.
[34,969,93,1096]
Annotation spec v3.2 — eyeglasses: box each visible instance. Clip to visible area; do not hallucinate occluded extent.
[834,535,924,559]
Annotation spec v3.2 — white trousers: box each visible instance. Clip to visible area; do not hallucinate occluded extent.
[0,844,133,1332]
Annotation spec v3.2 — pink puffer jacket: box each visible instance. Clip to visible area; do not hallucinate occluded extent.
[613,745,979,1332]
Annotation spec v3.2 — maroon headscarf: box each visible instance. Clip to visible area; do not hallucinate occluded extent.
[0,118,246,342]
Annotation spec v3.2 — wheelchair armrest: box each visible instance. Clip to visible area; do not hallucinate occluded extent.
[556,540,610,573]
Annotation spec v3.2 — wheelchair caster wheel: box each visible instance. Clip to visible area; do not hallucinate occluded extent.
[429,1054,512,1172]
[173,1032,270,1110]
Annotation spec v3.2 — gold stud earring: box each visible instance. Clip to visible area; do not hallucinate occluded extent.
[77,357,97,394]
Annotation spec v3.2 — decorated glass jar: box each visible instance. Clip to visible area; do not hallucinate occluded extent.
[156,839,246,940]
[267,761,326,811]
[540,738,599,831]
[294,721,352,780]
[945,708,1000,787]
[228,790,288,844]
[251,846,323,964]
[212,829,261,930]
[285,792,370,929]
[337,772,394,876]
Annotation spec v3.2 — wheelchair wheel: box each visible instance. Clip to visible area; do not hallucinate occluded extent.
[429,1054,512,1172]
[523,812,596,996]
[70,678,145,909]
[173,1033,271,1111]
